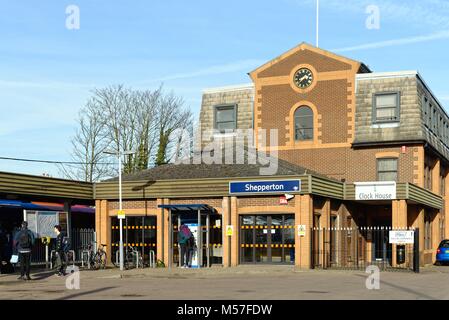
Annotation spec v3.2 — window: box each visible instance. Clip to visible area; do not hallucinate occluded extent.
[423,97,430,128]
[425,212,432,250]
[440,170,446,196]
[440,218,445,244]
[377,158,398,181]
[294,106,314,141]
[214,105,237,132]
[432,106,437,133]
[373,92,400,123]
[424,156,433,190]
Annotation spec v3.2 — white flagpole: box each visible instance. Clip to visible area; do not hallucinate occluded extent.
[316,0,319,47]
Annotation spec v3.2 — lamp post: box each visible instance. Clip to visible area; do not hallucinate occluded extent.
[104,149,135,271]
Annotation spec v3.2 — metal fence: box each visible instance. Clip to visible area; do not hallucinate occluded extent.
[71,228,95,263]
[311,227,419,273]
[29,228,95,265]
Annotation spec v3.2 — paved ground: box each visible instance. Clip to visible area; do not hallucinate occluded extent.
[1,265,449,300]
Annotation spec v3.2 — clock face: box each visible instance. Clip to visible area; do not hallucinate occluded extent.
[294,68,314,89]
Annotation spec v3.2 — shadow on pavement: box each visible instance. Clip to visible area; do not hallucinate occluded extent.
[353,274,438,300]
[31,270,60,281]
[56,286,117,300]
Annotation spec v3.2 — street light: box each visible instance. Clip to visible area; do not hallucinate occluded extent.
[104,149,135,271]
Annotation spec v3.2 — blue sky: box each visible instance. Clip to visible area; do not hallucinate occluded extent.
[1,0,449,177]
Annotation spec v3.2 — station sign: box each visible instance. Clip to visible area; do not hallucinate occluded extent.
[229,180,301,195]
[389,230,414,244]
[354,181,396,201]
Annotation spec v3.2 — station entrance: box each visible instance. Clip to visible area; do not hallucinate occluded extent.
[159,204,222,268]
[111,216,157,266]
[240,214,295,264]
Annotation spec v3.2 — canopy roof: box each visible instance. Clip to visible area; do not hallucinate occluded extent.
[0,199,94,213]
[158,204,215,212]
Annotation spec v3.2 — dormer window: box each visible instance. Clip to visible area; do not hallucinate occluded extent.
[214,104,237,133]
[373,92,400,123]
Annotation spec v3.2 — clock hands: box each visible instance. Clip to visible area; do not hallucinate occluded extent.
[294,68,313,88]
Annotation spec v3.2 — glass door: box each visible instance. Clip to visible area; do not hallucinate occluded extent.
[255,216,268,263]
[240,214,295,264]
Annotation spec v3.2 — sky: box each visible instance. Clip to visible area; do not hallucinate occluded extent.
[0,0,448,177]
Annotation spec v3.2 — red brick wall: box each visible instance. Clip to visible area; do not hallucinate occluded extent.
[260,80,350,145]
[238,196,295,208]
[109,200,157,210]
[279,146,416,183]
[259,49,352,78]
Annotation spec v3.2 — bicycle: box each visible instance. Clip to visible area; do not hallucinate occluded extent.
[112,245,144,269]
[84,242,107,270]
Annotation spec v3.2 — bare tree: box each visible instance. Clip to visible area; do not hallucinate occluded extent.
[132,87,162,170]
[155,92,193,166]
[59,99,111,182]
[62,84,191,181]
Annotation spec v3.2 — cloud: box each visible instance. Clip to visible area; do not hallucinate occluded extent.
[332,30,449,52]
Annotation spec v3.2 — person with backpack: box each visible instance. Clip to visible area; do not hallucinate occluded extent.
[54,225,69,276]
[14,221,35,280]
[178,224,193,268]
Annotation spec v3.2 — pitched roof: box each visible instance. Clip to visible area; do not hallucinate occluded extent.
[249,42,371,78]
[105,149,333,182]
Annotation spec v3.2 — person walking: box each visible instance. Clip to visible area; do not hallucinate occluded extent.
[178,224,193,268]
[14,221,35,281]
[54,225,68,276]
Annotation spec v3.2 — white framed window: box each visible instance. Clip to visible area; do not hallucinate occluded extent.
[373,92,400,123]
[214,104,237,132]
[377,158,398,181]
[294,106,314,141]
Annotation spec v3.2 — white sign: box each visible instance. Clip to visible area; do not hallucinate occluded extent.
[355,181,396,201]
[297,225,306,237]
[389,231,414,244]
[186,223,199,268]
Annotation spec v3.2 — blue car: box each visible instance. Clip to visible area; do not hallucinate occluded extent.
[436,240,449,265]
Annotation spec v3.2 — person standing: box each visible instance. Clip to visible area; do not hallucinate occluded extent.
[178,224,193,268]
[0,223,8,273]
[54,225,67,276]
[14,221,35,280]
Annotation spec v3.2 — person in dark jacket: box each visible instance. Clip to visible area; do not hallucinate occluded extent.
[13,221,35,280]
[178,224,193,268]
[54,225,67,276]
[0,223,7,273]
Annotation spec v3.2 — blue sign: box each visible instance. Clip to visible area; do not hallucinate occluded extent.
[229,180,301,195]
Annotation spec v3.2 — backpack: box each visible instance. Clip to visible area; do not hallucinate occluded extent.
[62,236,71,253]
[18,230,31,249]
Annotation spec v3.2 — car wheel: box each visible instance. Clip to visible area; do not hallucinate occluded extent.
[435,261,442,266]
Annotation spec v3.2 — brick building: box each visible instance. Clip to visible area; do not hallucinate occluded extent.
[94,43,447,269]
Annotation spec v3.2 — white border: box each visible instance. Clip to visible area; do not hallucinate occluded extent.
[228,179,302,195]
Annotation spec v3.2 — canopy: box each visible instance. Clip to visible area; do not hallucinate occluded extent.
[0,199,94,213]
[158,204,214,212]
